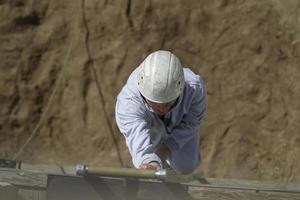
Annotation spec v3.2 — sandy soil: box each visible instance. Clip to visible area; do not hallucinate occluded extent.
[0,0,300,182]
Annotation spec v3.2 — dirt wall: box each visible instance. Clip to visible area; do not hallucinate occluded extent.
[0,0,300,181]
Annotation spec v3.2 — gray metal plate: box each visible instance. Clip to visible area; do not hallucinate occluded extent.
[47,175,192,200]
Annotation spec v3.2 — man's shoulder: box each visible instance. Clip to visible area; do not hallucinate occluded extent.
[183,68,204,86]
[116,67,145,111]
[127,66,140,84]
[118,67,140,97]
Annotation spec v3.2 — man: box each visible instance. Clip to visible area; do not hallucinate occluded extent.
[115,50,207,174]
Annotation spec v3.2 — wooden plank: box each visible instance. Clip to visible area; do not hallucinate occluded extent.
[0,159,76,176]
[21,163,66,175]
[2,161,300,200]
[3,161,300,194]
[0,168,47,189]
[187,178,300,193]
[189,187,300,200]
[21,163,76,176]
[0,182,17,200]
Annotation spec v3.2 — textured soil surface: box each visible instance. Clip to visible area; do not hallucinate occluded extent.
[0,0,300,182]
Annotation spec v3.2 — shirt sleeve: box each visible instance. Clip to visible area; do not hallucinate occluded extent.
[115,97,162,168]
[164,83,207,152]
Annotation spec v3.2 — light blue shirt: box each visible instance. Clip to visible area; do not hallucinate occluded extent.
[115,67,207,168]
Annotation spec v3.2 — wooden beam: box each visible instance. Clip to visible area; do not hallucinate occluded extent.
[190,187,300,200]
[1,161,300,200]
[0,168,47,189]
[187,178,300,194]
[21,163,76,176]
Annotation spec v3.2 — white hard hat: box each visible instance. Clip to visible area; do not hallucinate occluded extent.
[137,50,185,103]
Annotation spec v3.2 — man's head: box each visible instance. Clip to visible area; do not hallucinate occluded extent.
[137,50,185,114]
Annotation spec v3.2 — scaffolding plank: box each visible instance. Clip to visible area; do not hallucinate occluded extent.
[0,168,47,189]
[1,162,300,200]
[188,178,300,193]
[20,163,76,176]
[190,187,300,200]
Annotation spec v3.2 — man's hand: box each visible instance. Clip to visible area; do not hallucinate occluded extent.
[139,162,161,170]
[138,144,170,170]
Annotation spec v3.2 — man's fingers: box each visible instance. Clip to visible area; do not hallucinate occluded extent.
[139,165,155,170]
[139,163,159,170]
[138,164,148,169]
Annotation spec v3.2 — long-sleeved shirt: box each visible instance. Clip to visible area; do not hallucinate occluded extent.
[115,66,207,168]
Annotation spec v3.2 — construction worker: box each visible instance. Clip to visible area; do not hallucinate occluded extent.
[115,50,207,174]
